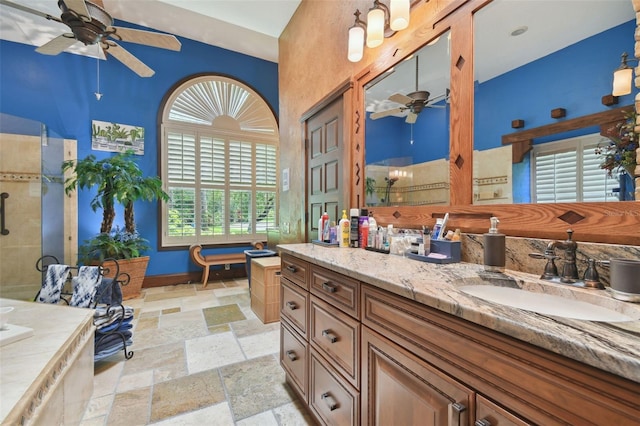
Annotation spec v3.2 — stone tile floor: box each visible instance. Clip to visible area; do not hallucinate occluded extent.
[80,278,315,425]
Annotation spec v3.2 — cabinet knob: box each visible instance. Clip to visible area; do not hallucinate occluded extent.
[286,265,297,273]
[322,281,337,293]
[322,329,338,343]
[321,392,338,411]
[286,301,297,310]
[448,402,467,426]
[285,350,297,361]
[475,420,492,426]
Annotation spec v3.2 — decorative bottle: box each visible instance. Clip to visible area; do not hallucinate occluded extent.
[483,216,505,272]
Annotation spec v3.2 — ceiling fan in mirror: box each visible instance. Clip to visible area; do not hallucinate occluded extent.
[0,0,182,77]
[370,55,447,124]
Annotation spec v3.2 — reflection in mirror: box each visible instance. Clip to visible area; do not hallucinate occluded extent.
[473,0,636,204]
[365,30,451,207]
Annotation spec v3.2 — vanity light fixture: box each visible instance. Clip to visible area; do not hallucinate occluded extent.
[347,0,413,63]
[612,52,636,97]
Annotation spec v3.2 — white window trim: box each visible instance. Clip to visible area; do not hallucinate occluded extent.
[159,75,279,248]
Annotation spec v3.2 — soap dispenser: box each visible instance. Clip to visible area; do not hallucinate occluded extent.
[484,216,505,272]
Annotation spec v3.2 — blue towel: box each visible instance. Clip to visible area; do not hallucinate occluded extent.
[70,266,102,308]
[95,277,123,306]
[38,264,70,304]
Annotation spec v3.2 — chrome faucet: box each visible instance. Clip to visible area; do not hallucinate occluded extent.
[546,229,578,283]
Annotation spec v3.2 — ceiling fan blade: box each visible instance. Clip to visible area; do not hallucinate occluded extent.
[406,112,418,124]
[104,42,155,77]
[426,104,446,109]
[389,93,414,106]
[370,108,403,120]
[63,0,91,21]
[36,34,78,55]
[109,26,182,51]
[0,0,60,21]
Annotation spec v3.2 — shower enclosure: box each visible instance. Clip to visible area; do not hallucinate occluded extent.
[0,113,76,300]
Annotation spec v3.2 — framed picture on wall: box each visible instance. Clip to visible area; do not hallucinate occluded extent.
[91,120,144,155]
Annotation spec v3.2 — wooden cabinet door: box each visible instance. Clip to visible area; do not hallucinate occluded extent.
[362,326,474,426]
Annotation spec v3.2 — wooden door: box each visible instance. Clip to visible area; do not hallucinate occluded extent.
[306,96,348,242]
[362,326,474,426]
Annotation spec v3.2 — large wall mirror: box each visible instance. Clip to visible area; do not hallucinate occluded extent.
[473,0,636,205]
[364,30,451,208]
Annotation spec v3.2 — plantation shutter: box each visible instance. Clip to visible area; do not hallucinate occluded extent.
[532,133,616,203]
[160,75,279,247]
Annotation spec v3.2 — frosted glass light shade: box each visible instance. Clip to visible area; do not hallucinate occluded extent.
[366,7,385,48]
[348,26,365,62]
[613,67,633,96]
[390,0,410,31]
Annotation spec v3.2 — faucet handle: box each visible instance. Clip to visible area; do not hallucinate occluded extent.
[583,258,605,289]
[529,252,559,280]
[565,229,574,241]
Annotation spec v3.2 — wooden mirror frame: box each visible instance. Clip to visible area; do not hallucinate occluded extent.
[350,0,639,245]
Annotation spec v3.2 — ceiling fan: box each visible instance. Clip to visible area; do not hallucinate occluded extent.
[370,55,447,124]
[0,0,182,77]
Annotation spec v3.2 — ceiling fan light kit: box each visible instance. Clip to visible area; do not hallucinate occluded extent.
[1,0,182,78]
[347,0,412,63]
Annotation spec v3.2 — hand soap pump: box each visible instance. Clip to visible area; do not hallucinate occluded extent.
[484,216,505,272]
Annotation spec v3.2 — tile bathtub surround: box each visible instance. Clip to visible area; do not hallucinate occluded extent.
[81,279,315,425]
[461,234,640,285]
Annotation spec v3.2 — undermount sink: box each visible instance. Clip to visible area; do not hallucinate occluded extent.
[459,285,635,323]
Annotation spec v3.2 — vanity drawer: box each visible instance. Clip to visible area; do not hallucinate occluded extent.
[280,322,309,403]
[310,295,360,389]
[310,265,360,318]
[281,254,309,290]
[310,350,360,426]
[280,277,309,339]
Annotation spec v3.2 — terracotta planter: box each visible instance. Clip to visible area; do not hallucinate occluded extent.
[102,256,149,300]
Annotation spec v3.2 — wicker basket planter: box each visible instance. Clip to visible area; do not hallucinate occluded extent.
[102,256,149,300]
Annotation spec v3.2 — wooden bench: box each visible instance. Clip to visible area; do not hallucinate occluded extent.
[189,242,264,288]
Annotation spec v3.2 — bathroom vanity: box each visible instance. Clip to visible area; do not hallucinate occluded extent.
[278,243,640,425]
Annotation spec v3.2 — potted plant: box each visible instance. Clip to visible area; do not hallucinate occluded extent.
[62,150,169,299]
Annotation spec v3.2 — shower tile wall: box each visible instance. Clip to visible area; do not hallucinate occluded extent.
[0,133,42,300]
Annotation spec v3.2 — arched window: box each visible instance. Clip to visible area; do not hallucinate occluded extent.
[160,75,279,247]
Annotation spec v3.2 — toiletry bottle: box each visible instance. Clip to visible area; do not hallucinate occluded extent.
[321,212,330,242]
[349,208,360,247]
[339,210,350,248]
[484,216,505,272]
[358,208,369,248]
[432,218,443,240]
[360,216,369,249]
[367,212,377,248]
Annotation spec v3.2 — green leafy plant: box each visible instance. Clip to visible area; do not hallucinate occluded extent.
[62,150,169,260]
[79,226,150,262]
[597,109,638,177]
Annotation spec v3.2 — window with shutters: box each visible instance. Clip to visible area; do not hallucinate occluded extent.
[532,133,617,203]
[160,75,278,247]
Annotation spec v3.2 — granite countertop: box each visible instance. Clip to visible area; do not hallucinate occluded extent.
[277,243,640,384]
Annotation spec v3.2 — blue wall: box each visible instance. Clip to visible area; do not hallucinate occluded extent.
[0,21,279,277]
[366,100,449,165]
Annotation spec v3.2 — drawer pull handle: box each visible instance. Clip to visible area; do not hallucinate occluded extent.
[286,265,297,273]
[322,329,337,343]
[321,392,338,411]
[322,281,337,293]
[286,301,298,310]
[286,350,297,361]
[475,420,491,426]
[448,402,466,426]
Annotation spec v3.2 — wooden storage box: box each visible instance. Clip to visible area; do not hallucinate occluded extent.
[250,256,282,323]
